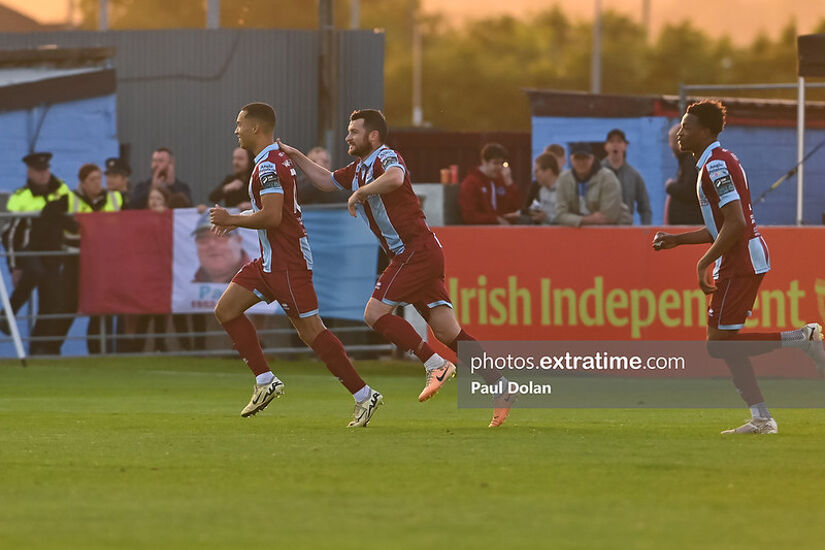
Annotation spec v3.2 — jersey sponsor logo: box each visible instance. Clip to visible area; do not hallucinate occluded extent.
[378,149,399,171]
[258,161,282,191]
[713,174,735,196]
[706,160,734,196]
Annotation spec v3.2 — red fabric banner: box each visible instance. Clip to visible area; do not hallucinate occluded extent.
[78,210,173,314]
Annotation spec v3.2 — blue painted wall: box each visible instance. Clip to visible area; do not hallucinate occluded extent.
[0,94,119,358]
[0,95,119,194]
[532,116,825,226]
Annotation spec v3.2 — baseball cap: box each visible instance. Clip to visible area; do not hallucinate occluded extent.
[191,212,213,237]
[569,142,593,157]
[606,129,628,143]
[22,152,52,170]
[104,157,131,176]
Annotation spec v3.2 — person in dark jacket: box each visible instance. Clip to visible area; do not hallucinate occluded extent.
[665,123,703,225]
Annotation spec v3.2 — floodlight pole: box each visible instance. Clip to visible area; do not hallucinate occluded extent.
[350,0,360,29]
[412,11,423,126]
[98,0,108,31]
[207,0,220,29]
[796,76,805,226]
[591,0,602,94]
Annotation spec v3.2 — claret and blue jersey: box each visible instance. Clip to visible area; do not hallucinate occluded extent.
[331,145,437,257]
[696,141,770,280]
[249,143,314,272]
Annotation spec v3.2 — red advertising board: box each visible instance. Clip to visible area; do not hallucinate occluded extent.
[432,226,825,341]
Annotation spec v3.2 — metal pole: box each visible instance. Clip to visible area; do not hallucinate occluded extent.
[642,0,650,37]
[350,0,360,30]
[98,0,108,31]
[797,76,805,226]
[412,11,423,126]
[318,0,338,164]
[0,271,26,365]
[591,0,602,94]
[207,0,220,29]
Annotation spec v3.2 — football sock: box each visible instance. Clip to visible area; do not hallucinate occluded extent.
[373,313,439,366]
[447,329,501,384]
[220,314,270,376]
[256,371,275,385]
[353,385,371,402]
[311,329,367,394]
[781,328,806,346]
[750,402,771,420]
[724,355,765,407]
[424,353,447,371]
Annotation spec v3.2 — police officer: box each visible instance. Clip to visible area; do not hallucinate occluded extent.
[1,152,70,354]
[104,157,132,207]
[49,163,124,354]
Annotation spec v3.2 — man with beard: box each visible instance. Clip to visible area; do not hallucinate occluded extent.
[209,102,382,427]
[278,109,516,427]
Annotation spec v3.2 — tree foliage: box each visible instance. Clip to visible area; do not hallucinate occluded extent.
[76,0,825,131]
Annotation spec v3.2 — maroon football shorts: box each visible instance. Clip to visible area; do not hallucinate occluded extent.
[372,238,453,320]
[707,274,765,330]
[232,258,319,319]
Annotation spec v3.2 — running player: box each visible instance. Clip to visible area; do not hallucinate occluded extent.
[209,102,382,428]
[278,109,514,428]
[653,99,824,434]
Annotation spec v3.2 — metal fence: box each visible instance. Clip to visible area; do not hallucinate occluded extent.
[0,209,394,361]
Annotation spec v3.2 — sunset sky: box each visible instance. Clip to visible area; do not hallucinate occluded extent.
[4,0,825,44]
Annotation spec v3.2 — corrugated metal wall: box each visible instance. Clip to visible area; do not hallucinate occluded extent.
[0,29,384,203]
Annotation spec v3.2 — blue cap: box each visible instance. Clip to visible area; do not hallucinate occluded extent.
[569,142,593,157]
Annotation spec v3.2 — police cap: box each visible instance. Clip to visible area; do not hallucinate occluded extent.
[104,157,131,176]
[22,152,52,170]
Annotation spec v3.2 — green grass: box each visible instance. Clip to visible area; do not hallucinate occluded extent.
[1,357,824,549]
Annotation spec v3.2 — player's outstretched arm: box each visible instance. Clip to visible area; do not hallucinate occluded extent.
[276,139,337,192]
[653,228,713,250]
[210,194,283,230]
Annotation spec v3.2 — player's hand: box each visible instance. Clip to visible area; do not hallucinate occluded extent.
[209,204,231,226]
[276,139,297,157]
[347,189,365,217]
[211,224,236,237]
[697,260,717,295]
[652,232,677,251]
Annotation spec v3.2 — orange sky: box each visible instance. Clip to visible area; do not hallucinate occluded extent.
[5,0,825,44]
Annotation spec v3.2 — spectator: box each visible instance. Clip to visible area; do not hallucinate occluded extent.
[296,146,349,204]
[664,123,703,225]
[524,143,566,214]
[208,147,254,209]
[527,153,560,225]
[104,157,132,206]
[130,147,192,209]
[602,129,652,225]
[556,142,632,227]
[49,163,125,354]
[0,152,70,353]
[544,143,567,171]
[459,142,521,225]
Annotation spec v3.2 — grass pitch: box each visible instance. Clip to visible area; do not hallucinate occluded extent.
[1,357,824,549]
